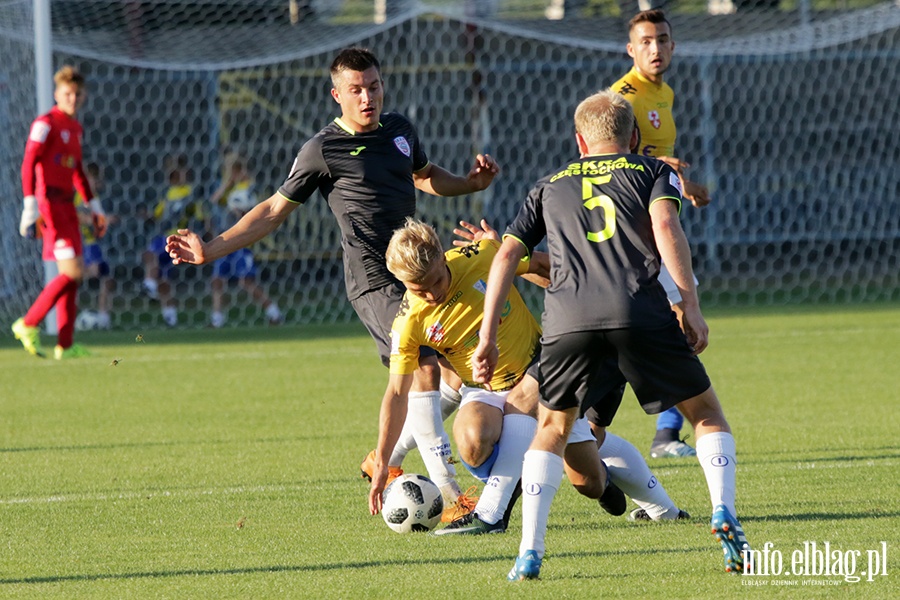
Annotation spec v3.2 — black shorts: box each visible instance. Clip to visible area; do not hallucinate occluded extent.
[539,321,711,419]
[349,281,437,368]
[584,368,627,428]
[527,351,624,427]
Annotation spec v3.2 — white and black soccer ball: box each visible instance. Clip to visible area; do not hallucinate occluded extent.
[381,474,444,533]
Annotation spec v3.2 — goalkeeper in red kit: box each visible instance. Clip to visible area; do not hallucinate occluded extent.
[12,65,107,359]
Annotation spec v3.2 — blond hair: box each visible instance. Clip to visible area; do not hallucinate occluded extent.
[386,218,444,283]
[54,65,85,90]
[574,89,634,150]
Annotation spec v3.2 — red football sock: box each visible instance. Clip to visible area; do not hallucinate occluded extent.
[55,283,78,349]
[24,274,76,327]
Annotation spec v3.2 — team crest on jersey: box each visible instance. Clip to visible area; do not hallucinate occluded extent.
[61,130,71,143]
[648,110,661,129]
[473,279,487,295]
[426,321,446,343]
[393,136,411,157]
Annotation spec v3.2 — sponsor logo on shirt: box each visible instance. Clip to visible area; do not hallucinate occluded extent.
[648,110,661,129]
[617,82,637,96]
[61,130,71,144]
[350,145,366,156]
[473,279,487,295]
[426,321,446,343]
[393,136,411,157]
[29,121,51,143]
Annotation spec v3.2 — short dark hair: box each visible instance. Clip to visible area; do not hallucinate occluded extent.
[628,9,671,35]
[330,47,381,87]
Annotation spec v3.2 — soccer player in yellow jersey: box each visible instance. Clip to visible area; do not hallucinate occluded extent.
[612,10,710,208]
[613,9,709,459]
[368,219,689,534]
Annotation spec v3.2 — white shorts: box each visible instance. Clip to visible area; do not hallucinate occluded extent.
[459,385,510,412]
[568,416,595,445]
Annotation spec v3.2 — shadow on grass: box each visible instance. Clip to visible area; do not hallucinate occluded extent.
[742,510,900,523]
[0,545,706,586]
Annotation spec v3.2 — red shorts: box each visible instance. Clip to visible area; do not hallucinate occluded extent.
[39,191,83,261]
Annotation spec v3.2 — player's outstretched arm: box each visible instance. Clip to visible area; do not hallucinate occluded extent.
[452,218,499,246]
[369,373,414,515]
[657,156,711,208]
[166,192,297,265]
[413,153,499,196]
[473,236,528,388]
[650,199,709,353]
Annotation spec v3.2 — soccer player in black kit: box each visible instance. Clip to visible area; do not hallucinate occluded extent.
[472,89,748,580]
[166,48,498,516]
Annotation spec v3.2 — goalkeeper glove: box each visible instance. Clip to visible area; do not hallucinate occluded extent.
[89,198,108,238]
[19,195,39,238]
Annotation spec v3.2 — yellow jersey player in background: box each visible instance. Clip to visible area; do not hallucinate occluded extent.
[613,9,710,459]
[612,9,710,208]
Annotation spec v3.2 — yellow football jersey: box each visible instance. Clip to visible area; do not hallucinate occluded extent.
[611,67,676,158]
[390,239,540,391]
[152,183,204,234]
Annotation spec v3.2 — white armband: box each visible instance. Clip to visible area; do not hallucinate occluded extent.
[659,262,700,307]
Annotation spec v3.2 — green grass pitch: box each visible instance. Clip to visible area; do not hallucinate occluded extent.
[1,303,897,598]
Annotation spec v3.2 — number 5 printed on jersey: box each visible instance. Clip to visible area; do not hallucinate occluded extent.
[583,175,616,243]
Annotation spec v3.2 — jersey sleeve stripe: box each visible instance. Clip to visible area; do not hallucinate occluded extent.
[276,190,304,205]
[502,233,532,257]
[650,195,682,215]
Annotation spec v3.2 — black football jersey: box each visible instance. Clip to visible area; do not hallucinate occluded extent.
[278,113,429,300]
[505,153,683,335]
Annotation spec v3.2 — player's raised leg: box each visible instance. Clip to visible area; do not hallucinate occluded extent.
[599,431,689,521]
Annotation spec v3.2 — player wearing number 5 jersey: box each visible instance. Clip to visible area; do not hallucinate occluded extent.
[13,65,106,360]
[473,90,747,580]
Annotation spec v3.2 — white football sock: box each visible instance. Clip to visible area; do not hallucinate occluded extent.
[599,432,678,520]
[519,450,564,559]
[389,380,461,468]
[408,390,459,501]
[696,431,737,515]
[476,414,537,525]
[439,379,462,421]
[388,421,417,467]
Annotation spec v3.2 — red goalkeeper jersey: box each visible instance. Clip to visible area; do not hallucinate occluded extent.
[21,106,93,205]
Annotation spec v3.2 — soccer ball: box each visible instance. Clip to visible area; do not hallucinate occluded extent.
[381,474,444,533]
[75,310,102,331]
